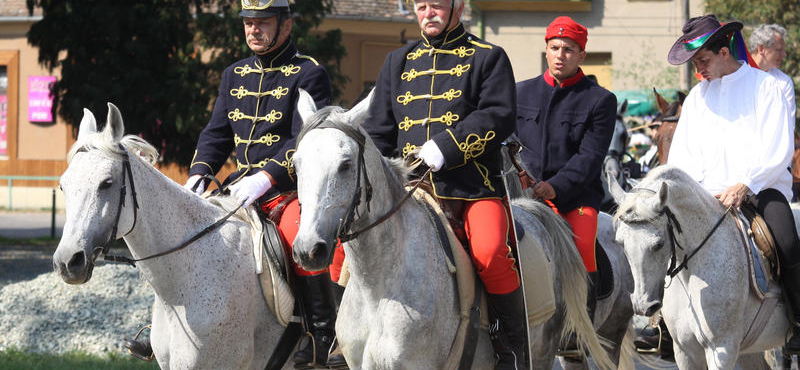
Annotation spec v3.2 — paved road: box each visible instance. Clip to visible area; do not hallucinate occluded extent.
[0,211,65,239]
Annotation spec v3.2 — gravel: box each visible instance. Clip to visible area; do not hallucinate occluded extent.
[0,263,154,355]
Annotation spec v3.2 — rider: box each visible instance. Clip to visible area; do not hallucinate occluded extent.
[363,0,524,367]
[184,0,344,367]
[513,16,616,352]
[666,15,800,353]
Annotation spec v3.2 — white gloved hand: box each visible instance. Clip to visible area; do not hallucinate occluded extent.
[228,171,272,208]
[183,175,205,195]
[417,140,445,172]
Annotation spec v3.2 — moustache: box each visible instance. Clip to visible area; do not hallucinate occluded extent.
[421,16,444,28]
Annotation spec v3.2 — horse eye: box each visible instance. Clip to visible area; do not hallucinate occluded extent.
[99,178,113,190]
[338,160,352,172]
[651,241,664,251]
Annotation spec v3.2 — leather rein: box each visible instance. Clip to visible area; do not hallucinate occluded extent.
[632,188,732,278]
[296,120,430,243]
[77,145,242,268]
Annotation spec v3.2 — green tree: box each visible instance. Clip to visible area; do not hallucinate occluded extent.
[705,0,800,127]
[25,0,346,167]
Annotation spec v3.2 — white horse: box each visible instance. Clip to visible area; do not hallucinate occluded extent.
[53,104,287,369]
[289,92,616,369]
[608,165,795,369]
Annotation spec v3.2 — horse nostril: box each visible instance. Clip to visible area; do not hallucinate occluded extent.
[645,302,663,317]
[67,251,86,270]
[310,242,327,259]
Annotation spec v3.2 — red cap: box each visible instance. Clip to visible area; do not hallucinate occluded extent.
[545,16,588,50]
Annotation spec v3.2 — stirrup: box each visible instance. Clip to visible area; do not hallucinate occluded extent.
[326,338,349,369]
[124,325,154,362]
[635,324,664,355]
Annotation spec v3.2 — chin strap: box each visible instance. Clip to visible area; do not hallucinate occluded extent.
[265,12,285,52]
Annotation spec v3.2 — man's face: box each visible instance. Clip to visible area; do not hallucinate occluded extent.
[243,16,291,54]
[415,0,462,37]
[690,47,730,81]
[758,33,787,70]
[545,37,585,82]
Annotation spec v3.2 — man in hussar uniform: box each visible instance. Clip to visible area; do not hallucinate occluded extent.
[364,0,525,368]
[513,16,616,353]
[184,0,344,367]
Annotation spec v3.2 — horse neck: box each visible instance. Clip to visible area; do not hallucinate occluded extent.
[122,156,225,290]
[664,180,745,279]
[345,148,446,296]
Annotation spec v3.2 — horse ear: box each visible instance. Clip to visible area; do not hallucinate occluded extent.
[296,88,318,125]
[607,171,627,204]
[77,108,98,141]
[343,88,374,126]
[103,103,125,142]
[653,88,669,114]
[657,182,669,209]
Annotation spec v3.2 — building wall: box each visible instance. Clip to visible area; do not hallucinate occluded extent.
[478,0,705,90]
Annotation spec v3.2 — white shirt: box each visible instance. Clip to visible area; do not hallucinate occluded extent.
[668,63,793,201]
[766,67,796,134]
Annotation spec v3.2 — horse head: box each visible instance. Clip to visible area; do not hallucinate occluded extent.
[54,103,157,284]
[292,89,376,271]
[608,167,676,316]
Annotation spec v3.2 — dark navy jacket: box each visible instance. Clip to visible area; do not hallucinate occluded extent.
[189,40,331,201]
[515,70,616,212]
[365,23,516,200]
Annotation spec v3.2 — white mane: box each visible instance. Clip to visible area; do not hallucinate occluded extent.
[67,132,159,165]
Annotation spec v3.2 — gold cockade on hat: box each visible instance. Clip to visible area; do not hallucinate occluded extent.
[242,0,277,11]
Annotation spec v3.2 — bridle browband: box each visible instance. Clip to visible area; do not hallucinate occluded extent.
[631,187,732,278]
[75,144,242,268]
[296,117,430,243]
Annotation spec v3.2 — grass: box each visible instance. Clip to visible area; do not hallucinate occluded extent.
[0,348,160,369]
[0,235,60,247]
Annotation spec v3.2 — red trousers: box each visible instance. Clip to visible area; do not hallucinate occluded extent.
[464,199,520,294]
[261,195,329,277]
[547,201,598,272]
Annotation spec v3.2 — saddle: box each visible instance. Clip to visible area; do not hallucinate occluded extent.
[739,201,779,277]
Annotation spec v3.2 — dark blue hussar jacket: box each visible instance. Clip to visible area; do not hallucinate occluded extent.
[189,40,331,202]
[365,23,516,200]
[515,70,616,212]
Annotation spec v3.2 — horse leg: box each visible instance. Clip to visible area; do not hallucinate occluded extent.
[703,343,739,370]
[529,314,561,370]
[672,345,705,370]
[736,352,771,370]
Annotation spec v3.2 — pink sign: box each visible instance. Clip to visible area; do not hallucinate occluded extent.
[28,76,56,122]
[0,95,6,156]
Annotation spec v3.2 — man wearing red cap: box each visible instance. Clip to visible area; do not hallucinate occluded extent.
[364,0,525,368]
[514,16,617,353]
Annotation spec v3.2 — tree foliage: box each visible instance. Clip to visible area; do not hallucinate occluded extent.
[705,0,800,126]
[25,0,346,167]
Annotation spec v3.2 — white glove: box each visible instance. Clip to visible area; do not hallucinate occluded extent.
[228,171,272,208]
[417,140,445,172]
[183,175,205,195]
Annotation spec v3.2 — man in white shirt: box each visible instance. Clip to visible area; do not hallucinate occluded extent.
[750,24,796,129]
[667,15,800,353]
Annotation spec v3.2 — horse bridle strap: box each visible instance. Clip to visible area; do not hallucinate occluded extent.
[105,199,245,267]
[666,205,731,278]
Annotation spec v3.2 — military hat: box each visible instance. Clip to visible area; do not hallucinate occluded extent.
[240,0,290,18]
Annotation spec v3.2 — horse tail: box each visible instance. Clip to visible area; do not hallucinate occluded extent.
[617,325,636,370]
[512,198,616,370]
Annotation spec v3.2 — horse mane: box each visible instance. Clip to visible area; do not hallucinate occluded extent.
[614,165,719,222]
[67,132,159,166]
[297,105,411,183]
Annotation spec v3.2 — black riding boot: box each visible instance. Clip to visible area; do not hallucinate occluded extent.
[488,287,528,370]
[781,264,800,354]
[293,273,346,369]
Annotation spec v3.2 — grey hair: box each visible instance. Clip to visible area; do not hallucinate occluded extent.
[413,0,465,10]
[749,24,787,51]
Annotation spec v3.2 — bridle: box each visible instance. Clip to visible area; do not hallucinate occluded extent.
[75,144,242,268]
[631,187,732,278]
[73,144,140,262]
[296,119,430,243]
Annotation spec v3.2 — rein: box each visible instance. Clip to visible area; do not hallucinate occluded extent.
[632,187,732,278]
[77,144,242,268]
